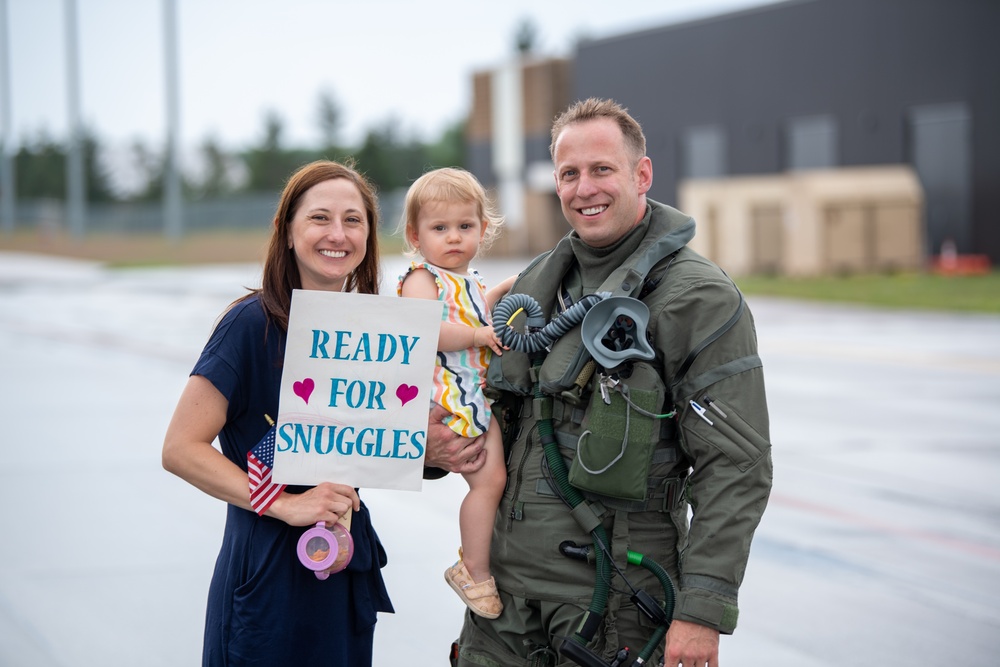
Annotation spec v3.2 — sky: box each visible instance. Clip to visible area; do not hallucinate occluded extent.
[3,0,784,155]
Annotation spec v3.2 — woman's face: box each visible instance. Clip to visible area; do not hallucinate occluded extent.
[287,178,369,291]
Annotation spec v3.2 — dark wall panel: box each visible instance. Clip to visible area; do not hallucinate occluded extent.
[572,0,1000,260]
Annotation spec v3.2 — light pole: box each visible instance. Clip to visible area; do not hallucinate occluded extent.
[64,0,86,238]
[0,0,14,235]
[163,0,183,240]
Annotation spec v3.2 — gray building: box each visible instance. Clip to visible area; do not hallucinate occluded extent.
[571,0,999,262]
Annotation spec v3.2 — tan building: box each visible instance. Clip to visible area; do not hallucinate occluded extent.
[468,54,932,277]
[466,56,570,257]
[466,59,927,277]
[678,166,924,277]
[466,0,999,273]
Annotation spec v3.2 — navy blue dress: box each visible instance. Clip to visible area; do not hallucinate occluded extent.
[192,296,394,666]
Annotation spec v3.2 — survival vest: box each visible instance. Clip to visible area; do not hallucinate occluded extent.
[488,201,704,510]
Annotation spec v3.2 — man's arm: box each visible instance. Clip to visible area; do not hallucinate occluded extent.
[658,278,773,636]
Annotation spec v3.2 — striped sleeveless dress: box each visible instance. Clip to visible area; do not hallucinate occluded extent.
[397,261,493,437]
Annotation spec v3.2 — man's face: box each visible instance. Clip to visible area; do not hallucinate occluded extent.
[552,118,652,248]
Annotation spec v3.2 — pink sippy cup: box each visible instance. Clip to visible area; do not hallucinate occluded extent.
[297,518,354,580]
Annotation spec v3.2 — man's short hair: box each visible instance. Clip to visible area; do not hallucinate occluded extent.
[549,98,647,164]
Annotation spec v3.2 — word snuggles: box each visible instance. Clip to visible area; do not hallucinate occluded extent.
[276,422,424,460]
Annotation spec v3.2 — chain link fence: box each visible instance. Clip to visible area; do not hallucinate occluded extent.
[8,189,406,236]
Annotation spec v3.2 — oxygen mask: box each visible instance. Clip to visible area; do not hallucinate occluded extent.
[581,296,654,371]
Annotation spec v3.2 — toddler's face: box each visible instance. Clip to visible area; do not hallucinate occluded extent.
[410,199,486,273]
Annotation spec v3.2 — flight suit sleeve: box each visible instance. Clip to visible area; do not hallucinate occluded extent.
[653,277,773,634]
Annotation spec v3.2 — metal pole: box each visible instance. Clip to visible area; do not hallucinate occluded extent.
[64,0,85,238]
[163,0,182,240]
[0,0,15,234]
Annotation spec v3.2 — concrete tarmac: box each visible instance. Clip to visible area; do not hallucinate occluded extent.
[1,252,998,666]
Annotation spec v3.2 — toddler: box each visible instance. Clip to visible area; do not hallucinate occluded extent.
[397,167,513,619]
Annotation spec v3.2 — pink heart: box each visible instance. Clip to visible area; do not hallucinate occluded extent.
[396,384,418,406]
[293,378,315,404]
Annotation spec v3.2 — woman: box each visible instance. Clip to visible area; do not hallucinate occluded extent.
[162,160,393,666]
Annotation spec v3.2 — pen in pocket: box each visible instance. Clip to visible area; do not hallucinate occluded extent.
[702,395,728,418]
[689,400,714,425]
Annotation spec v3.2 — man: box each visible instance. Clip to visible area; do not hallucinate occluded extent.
[431,98,773,667]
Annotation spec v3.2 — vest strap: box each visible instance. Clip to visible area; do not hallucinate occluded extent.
[551,399,586,424]
[673,354,762,400]
[570,501,605,534]
[535,470,688,513]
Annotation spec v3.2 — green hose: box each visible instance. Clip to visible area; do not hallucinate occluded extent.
[535,361,612,644]
[537,362,677,660]
[626,550,676,663]
[498,293,676,659]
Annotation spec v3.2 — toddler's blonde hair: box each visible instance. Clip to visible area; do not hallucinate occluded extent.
[399,167,504,256]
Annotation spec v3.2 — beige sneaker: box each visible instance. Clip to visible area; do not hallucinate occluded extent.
[444,549,503,619]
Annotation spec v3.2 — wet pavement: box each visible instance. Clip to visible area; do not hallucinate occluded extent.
[1,251,998,666]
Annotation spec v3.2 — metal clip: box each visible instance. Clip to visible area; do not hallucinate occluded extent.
[598,374,619,405]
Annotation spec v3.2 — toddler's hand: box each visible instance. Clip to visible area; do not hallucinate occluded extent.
[474,326,507,355]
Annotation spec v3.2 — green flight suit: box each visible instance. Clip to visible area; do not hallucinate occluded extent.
[454,200,773,666]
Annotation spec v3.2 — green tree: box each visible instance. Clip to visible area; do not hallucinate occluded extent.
[242,110,318,192]
[123,137,205,202]
[426,119,466,170]
[194,135,236,198]
[355,119,401,191]
[316,88,342,151]
[15,127,116,202]
[354,118,434,192]
[515,18,538,55]
[125,139,165,201]
[81,131,116,203]
[15,130,65,199]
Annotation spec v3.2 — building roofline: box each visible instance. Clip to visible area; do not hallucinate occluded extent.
[575,0,814,49]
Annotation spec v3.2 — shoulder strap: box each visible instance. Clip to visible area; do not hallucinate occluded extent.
[669,292,746,393]
[638,252,679,300]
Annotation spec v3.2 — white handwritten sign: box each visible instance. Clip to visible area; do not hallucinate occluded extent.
[272,289,442,491]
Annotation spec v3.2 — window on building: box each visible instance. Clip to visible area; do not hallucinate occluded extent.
[909,102,972,254]
[681,126,727,179]
[786,115,837,170]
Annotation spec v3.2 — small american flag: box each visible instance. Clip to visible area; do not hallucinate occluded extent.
[248,416,286,515]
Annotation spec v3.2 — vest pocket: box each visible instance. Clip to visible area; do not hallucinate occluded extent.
[683,395,768,471]
[568,363,667,501]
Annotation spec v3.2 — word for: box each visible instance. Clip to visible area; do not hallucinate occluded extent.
[328,378,387,409]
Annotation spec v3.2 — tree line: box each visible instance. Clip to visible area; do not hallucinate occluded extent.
[11,89,466,203]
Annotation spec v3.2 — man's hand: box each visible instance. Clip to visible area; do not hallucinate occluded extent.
[664,619,719,667]
[423,403,487,474]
